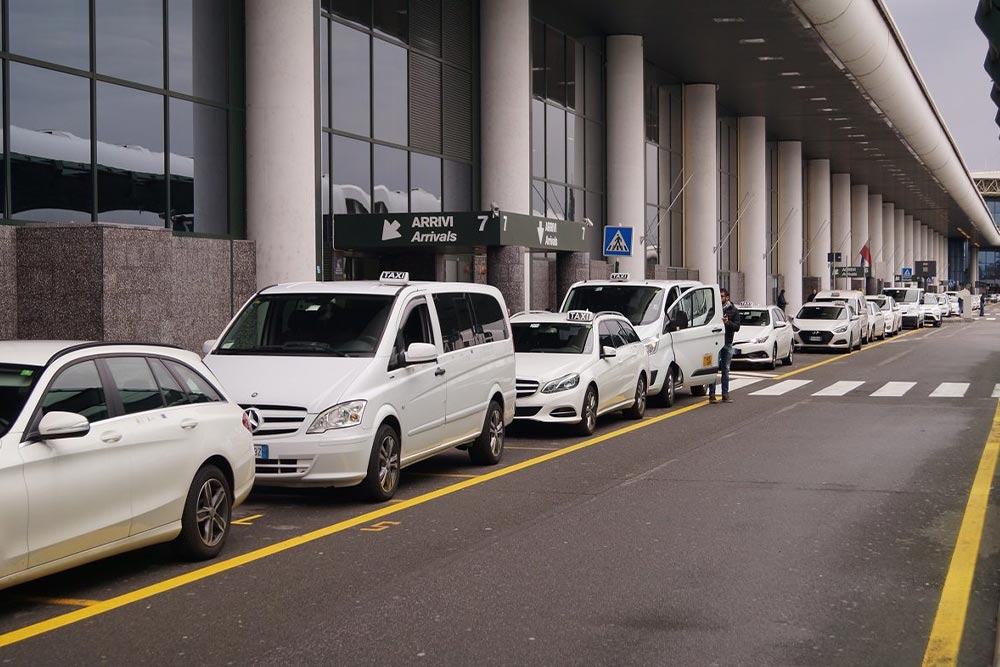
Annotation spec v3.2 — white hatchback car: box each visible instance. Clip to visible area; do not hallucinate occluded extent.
[731,303,793,369]
[0,341,254,591]
[791,302,863,352]
[921,293,943,327]
[867,295,902,337]
[510,310,650,435]
[865,300,886,341]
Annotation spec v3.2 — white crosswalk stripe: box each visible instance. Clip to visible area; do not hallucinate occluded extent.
[929,382,970,398]
[727,377,764,391]
[870,381,916,397]
[748,379,812,396]
[992,384,1000,399]
[812,381,865,397]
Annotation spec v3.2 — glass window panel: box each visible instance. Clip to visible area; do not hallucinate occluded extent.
[443,160,471,211]
[546,105,565,184]
[531,20,545,98]
[320,19,330,128]
[170,98,228,235]
[331,22,371,136]
[373,144,408,213]
[9,0,89,70]
[585,191,603,228]
[531,99,544,179]
[411,153,441,212]
[169,0,227,101]
[374,0,408,42]
[373,38,408,145]
[584,40,603,121]
[324,0,371,27]
[106,357,164,415]
[96,0,164,86]
[568,188,584,222]
[322,131,330,224]
[569,39,584,112]
[331,134,371,214]
[11,64,92,222]
[567,113,584,187]
[546,183,566,220]
[585,119,603,192]
[645,142,657,205]
[148,357,188,406]
[531,180,545,217]
[646,204,659,262]
[42,361,109,422]
[164,360,221,402]
[544,26,566,106]
[97,83,164,226]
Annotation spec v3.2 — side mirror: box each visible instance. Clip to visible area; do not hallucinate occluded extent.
[664,317,678,334]
[601,345,618,359]
[774,321,787,329]
[202,339,217,355]
[38,411,91,440]
[404,342,437,365]
[851,315,860,321]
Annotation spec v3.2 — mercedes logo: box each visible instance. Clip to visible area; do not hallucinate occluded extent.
[244,407,264,434]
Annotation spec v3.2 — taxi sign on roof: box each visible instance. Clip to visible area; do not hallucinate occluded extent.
[609,272,630,281]
[379,270,409,284]
[566,310,595,322]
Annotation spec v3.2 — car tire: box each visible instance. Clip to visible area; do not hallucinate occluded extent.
[854,333,862,351]
[651,368,676,408]
[766,344,777,371]
[175,464,232,561]
[623,375,647,420]
[934,318,942,328]
[469,400,505,465]
[576,385,599,435]
[782,344,793,366]
[690,384,707,397]
[362,422,401,502]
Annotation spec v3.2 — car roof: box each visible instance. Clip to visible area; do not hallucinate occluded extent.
[258,281,501,298]
[510,311,625,324]
[0,341,193,367]
[568,279,701,289]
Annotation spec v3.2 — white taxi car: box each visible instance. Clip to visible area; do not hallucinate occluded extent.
[920,292,943,327]
[865,300,886,341]
[791,302,863,352]
[0,341,254,591]
[510,310,650,435]
[883,287,924,328]
[731,303,793,369]
[867,295,902,337]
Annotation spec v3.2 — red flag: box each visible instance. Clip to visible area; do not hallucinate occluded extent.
[860,243,872,267]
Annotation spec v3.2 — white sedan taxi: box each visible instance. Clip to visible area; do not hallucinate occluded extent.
[791,302,862,352]
[511,311,650,435]
[731,303,793,369]
[867,295,902,337]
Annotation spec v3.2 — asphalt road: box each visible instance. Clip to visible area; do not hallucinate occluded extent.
[2,315,1000,665]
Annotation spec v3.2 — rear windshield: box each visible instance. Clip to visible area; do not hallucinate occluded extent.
[512,323,593,354]
[562,285,663,326]
[884,288,920,303]
[738,309,770,326]
[216,293,394,357]
[796,305,846,320]
[0,364,41,437]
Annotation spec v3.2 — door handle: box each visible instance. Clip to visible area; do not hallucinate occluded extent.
[434,367,446,377]
[101,431,122,444]
[180,419,199,430]
[712,327,723,333]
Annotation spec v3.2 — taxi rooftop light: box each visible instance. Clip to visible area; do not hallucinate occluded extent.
[609,272,630,281]
[566,310,595,322]
[379,271,409,285]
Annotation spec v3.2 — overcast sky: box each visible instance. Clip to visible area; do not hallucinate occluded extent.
[883,0,1000,173]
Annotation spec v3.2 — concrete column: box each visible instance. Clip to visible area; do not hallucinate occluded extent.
[916,223,926,266]
[831,174,851,289]
[850,184,869,270]
[971,246,980,287]
[777,141,803,312]
[683,84,718,284]
[606,35,646,279]
[894,209,905,278]
[481,0,530,311]
[881,202,895,284]
[246,0,316,285]
[738,117,767,304]
[868,194,882,282]
[806,160,831,290]
[903,214,914,275]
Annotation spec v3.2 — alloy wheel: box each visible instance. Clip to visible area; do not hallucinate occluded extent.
[377,433,400,494]
[195,478,229,548]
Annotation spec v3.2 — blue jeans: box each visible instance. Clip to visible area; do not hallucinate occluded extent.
[710,344,733,397]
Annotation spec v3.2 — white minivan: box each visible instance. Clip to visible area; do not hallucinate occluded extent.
[204,273,516,501]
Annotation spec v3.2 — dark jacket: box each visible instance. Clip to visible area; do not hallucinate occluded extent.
[722,301,741,346]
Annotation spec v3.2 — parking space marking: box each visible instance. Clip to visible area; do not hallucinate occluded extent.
[231,514,264,526]
[870,381,916,397]
[929,382,970,398]
[811,381,865,397]
[21,597,100,608]
[748,380,812,396]
[0,400,708,650]
[922,400,1000,666]
[359,521,400,532]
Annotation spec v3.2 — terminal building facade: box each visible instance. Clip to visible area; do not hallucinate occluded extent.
[2,0,997,349]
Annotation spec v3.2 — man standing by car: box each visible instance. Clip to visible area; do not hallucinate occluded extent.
[709,288,741,404]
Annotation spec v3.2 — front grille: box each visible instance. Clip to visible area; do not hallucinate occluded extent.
[256,458,311,476]
[241,404,308,436]
[800,331,833,344]
[514,406,542,417]
[516,379,540,398]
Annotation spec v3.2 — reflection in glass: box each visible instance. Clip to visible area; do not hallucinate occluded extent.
[586,191,603,228]
[544,26,565,106]
[531,20,545,98]
[96,0,164,86]
[531,99,544,179]
[169,0,227,101]
[546,183,565,220]
[373,38,408,145]
[645,142,657,205]
[324,0,370,27]
[11,64,92,222]
[10,0,89,70]
[97,82,164,226]
[374,0,408,41]
[411,153,442,212]
[567,113,584,187]
[170,98,228,234]
[331,135,371,214]
[374,145,408,213]
[321,20,329,128]
[546,105,565,184]
[568,188,583,222]
[331,22,371,136]
[531,180,545,217]
[584,40,602,122]
[443,160,471,211]
[586,119,603,192]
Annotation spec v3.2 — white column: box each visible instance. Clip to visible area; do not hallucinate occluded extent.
[868,194,882,283]
[683,84,718,284]
[894,209,905,278]
[246,0,317,285]
[881,202,895,285]
[777,141,803,312]
[606,35,646,278]
[903,214,915,275]
[850,184,869,271]
[916,223,926,265]
[806,160,831,290]
[971,246,980,287]
[831,174,851,289]
[738,117,767,304]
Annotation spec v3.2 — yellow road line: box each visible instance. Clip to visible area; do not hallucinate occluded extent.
[231,514,263,526]
[774,329,919,380]
[21,597,100,608]
[408,472,479,479]
[506,446,559,451]
[0,400,707,649]
[921,400,1000,667]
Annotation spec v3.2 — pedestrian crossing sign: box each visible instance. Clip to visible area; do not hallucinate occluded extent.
[901,267,913,280]
[603,226,633,256]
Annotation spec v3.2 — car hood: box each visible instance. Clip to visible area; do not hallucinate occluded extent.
[733,325,770,344]
[514,353,588,382]
[204,354,371,412]
[793,319,848,332]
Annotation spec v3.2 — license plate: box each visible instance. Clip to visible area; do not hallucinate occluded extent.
[254,444,269,460]
[702,353,713,367]
[809,336,822,342]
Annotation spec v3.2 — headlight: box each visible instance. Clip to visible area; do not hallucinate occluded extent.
[833,325,848,333]
[541,373,580,394]
[748,336,769,344]
[643,337,658,355]
[307,400,366,433]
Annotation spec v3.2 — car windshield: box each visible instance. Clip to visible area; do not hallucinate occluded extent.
[0,364,41,437]
[562,285,663,326]
[797,305,846,320]
[216,293,395,357]
[512,322,593,354]
[922,294,939,305]
[884,288,920,303]
[738,309,770,326]
[871,298,891,311]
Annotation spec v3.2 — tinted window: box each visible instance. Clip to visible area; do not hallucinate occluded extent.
[470,293,508,343]
[513,322,592,354]
[617,321,640,344]
[106,357,164,415]
[392,301,434,367]
[796,306,846,320]
[598,321,618,348]
[668,287,715,329]
[42,361,109,423]
[738,309,770,327]
[563,285,664,326]
[434,293,476,352]
[149,357,188,407]
[95,0,164,86]
[331,21,371,136]
[0,364,41,437]
[169,0,228,101]
[9,0,90,69]
[169,98,229,235]
[373,38,407,145]
[883,288,920,304]
[164,361,221,403]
